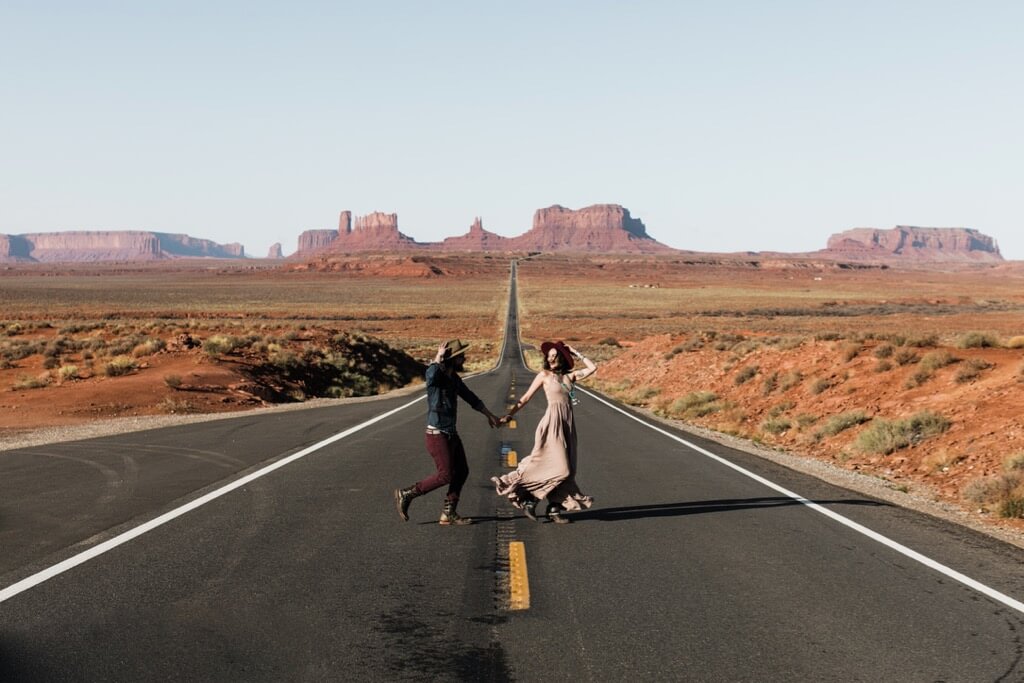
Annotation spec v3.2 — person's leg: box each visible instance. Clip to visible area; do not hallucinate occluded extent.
[445,434,469,502]
[440,434,472,525]
[395,433,452,521]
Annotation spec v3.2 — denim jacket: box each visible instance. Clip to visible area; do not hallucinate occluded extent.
[425,363,484,434]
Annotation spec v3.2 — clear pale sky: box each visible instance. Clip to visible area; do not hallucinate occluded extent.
[2,1,1022,259]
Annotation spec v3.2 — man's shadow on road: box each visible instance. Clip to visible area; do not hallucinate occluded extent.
[569,496,890,522]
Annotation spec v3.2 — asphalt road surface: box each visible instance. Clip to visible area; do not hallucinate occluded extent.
[3,261,1024,681]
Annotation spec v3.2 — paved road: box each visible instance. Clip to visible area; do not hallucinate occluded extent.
[3,261,1024,681]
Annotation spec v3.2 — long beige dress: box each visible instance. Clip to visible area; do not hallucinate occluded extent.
[493,372,594,511]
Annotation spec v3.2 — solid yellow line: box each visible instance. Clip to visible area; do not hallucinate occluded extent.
[506,450,517,467]
[508,541,530,610]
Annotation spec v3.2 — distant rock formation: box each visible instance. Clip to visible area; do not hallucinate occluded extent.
[440,217,511,251]
[0,231,245,263]
[509,204,673,253]
[267,243,284,259]
[824,226,1002,262]
[293,210,421,255]
[292,204,670,256]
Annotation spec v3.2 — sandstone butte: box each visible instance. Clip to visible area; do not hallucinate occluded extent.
[0,207,1007,263]
[0,231,244,263]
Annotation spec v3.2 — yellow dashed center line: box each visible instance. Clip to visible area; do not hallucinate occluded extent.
[508,541,530,610]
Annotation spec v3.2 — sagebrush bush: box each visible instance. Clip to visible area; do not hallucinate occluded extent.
[58,364,79,382]
[734,365,758,385]
[919,350,958,372]
[598,337,620,347]
[855,411,951,454]
[955,358,994,383]
[670,391,721,418]
[761,417,791,435]
[1006,336,1024,349]
[204,334,241,356]
[817,410,870,438]
[13,373,50,390]
[104,355,137,377]
[809,378,831,395]
[164,374,183,389]
[874,360,893,373]
[905,334,939,348]
[779,370,803,391]
[761,371,779,396]
[894,349,918,366]
[842,343,861,362]
[957,332,1000,349]
[874,344,894,359]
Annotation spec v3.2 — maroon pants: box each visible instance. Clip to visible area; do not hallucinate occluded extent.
[416,432,469,502]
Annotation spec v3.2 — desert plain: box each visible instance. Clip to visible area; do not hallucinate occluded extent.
[3,252,1024,539]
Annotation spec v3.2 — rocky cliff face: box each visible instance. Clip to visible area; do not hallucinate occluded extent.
[296,229,339,253]
[825,226,1002,262]
[267,243,284,259]
[0,231,246,263]
[509,204,672,253]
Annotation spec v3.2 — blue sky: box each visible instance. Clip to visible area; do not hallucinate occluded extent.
[2,1,1022,258]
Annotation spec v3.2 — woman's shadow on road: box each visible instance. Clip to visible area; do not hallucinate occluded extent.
[569,496,890,522]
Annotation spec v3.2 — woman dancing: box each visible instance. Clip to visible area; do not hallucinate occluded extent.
[492,341,596,523]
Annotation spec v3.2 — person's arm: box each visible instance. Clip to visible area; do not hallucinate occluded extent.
[502,372,545,423]
[425,342,447,386]
[566,345,597,381]
[455,375,500,428]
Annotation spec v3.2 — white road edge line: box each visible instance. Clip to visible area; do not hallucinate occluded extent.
[0,396,425,604]
[579,387,1024,616]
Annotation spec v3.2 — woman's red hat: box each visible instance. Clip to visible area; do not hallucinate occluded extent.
[540,340,574,370]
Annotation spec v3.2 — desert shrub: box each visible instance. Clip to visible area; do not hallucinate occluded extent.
[42,356,60,370]
[206,334,247,356]
[795,414,819,428]
[956,332,1000,349]
[734,365,758,385]
[731,340,762,357]
[766,400,795,418]
[761,371,779,396]
[164,374,183,389]
[598,337,620,347]
[1005,452,1024,471]
[761,417,791,435]
[893,349,918,366]
[0,358,14,370]
[814,332,842,341]
[5,323,24,336]
[1000,498,1024,518]
[905,334,939,348]
[58,364,80,382]
[903,368,934,389]
[841,343,861,362]
[104,355,137,377]
[1006,336,1024,349]
[132,338,166,358]
[13,373,50,390]
[854,411,951,454]
[874,360,893,373]
[963,472,1022,505]
[817,410,870,438]
[670,391,721,418]
[632,386,660,403]
[779,370,803,391]
[160,397,197,414]
[874,344,894,359]
[919,350,958,372]
[955,358,994,383]
[809,378,832,395]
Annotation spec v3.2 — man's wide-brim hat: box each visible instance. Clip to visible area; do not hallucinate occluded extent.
[540,340,574,370]
[444,339,470,359]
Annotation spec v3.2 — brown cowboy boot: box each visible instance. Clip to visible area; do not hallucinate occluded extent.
[394,486,419,521]
[439,498,472,526]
